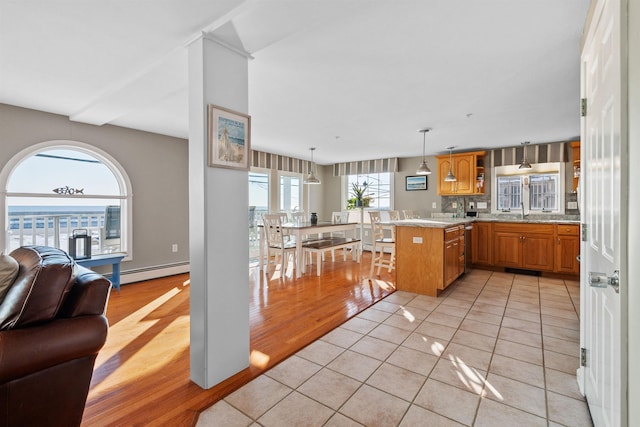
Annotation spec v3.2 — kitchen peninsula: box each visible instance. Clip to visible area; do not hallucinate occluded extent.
[394,217,581,297]
[394,218,473,297]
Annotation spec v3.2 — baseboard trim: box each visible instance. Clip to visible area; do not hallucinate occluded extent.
[119,262,190,285]
[576,366,586,396]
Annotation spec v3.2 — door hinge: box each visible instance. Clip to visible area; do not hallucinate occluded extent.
[581,98,587,117]
[581,347,587,367]
[581,223,587,242]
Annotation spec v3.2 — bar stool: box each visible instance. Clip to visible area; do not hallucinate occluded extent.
[368,211,395,276]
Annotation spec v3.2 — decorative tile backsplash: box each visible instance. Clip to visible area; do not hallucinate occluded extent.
[440,192,580,219]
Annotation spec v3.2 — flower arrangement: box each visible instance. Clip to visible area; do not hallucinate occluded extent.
[347,181,372,209]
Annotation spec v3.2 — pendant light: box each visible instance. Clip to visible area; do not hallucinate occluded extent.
[304,147,321,184]
[416,128,432,175]
[444,146,457,182]
[519,141,532,169]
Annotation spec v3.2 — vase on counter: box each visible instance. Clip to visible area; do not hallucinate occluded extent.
[310,212,318,225]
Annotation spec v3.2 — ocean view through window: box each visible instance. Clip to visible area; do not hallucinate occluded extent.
[3,144,131,256]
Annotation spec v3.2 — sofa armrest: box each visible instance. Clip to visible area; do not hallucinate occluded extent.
[59,266,111,318]
[0,315,108,383]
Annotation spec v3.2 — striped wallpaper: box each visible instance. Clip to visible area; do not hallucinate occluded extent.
[250,150,311,173]
[250,149,399,177]
[332,157,399,176]
[489,142,569,167]
[250,142,568,175]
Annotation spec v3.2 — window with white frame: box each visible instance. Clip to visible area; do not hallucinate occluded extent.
[249,171,269,218]
[496,176,522,211]
[346,173,392,210]
[3,145,132,256]
[279,172,302,213]
[493,163,564,214]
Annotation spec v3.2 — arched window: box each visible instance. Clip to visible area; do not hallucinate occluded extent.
[1,141,132,258]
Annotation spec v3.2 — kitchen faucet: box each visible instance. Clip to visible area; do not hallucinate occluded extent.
[520,181,528,220]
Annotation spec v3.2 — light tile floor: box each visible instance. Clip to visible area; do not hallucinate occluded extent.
[197,270,592,427]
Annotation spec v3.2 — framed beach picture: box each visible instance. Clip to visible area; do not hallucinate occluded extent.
[405,175,428,191]
[208,104,251,170]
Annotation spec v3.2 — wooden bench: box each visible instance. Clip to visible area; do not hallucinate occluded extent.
[302,237,361,276]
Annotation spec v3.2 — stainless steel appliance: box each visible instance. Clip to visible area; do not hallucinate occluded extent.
[465,224,473,272]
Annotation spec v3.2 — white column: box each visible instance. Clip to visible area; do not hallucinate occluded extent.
[188,33,250,388]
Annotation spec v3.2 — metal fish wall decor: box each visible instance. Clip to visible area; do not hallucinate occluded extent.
[52,186,84,195]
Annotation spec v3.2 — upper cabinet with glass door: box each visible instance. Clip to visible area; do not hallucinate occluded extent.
[436,151,486,195]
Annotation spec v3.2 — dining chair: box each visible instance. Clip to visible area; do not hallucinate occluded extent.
[332,211,349,224]
[262,214,297,273]
[329,211,352,260]
[290,211,306,224]
[402,210,420,219]
[248,206,257,244]
[368,211,396,276]
[388,210,401,221]
[278,212,289,222]
[277,212,294,242]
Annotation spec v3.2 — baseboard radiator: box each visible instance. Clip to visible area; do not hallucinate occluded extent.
[115,262,190,285]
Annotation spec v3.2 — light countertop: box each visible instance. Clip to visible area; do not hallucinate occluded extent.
[473,217,580,224]
[393,217,580,228]
[391,219,473,228]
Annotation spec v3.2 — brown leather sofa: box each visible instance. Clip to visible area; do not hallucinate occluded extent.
[0,246,111,427]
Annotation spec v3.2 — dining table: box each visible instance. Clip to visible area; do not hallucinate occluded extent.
[259,220,360,278]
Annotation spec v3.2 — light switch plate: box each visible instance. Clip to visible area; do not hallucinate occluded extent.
[477,202,488,209]
[452,202,457,208]
[568,201,578,209]
[413,237,423,244]
[432,202,437,209]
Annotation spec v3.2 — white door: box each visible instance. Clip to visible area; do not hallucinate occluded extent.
[581,0,625,425]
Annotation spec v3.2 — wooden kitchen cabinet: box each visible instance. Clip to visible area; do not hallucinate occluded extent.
[396,224,467,296]
[472,221,493,265]
[522,231,556,271]
[493,223,555,272]
[444,238,458,286]
[458,228,465,278]
[493,230,523,267]
[556,224,580,274]
[444,225,464,287]
[436,151,486,195]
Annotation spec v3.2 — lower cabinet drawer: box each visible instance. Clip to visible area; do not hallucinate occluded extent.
[557,224,579,236]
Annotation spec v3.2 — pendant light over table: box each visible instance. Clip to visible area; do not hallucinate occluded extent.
[416,128,432,175]
[304,147,321,184]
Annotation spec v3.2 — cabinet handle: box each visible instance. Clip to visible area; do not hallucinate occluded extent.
[558,238,561,244]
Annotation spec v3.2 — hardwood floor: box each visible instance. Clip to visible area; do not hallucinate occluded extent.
[81,252,396,426]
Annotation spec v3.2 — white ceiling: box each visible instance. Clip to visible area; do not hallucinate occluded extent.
[0,0,590,164]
